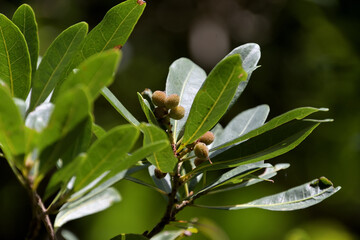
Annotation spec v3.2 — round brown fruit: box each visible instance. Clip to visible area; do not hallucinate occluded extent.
[194,142,209,159]
[169,105,185,120]
[165,94,180,109]
[152,91,166,107]
[154,107,168,119]
[198,131,215,145]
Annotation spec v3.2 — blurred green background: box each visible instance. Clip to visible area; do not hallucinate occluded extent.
[0,0,359,239]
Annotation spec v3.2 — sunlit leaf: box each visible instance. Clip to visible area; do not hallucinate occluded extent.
[29,22,88,111]
[211,104,269,149]
[188,119,325,176]
[58,50,121,100]
[226,43,261,109]
[12,4,39,79]
[165,58,207,141]
[101,87,139,126]
[75,0,146,63]
[138,92,158,126]
[191,163,271,199]
[212,107,329,151]
[180,54,247,151]
[0,14,31,99]
[74,125,139,191]
[54,187,121,229]
[140,124,177,173]
[0,84,25,165]
[195,178,341,211]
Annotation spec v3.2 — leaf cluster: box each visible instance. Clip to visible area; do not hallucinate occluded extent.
[0,1,340,240]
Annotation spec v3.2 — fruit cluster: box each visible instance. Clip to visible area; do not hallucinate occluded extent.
[151,90,215,178]
[151,91,185,120]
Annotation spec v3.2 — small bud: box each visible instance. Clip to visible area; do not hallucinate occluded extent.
[169,106,185,120]
[152,91,166,107]
[198,131,215,145]
[154,107,168,119]
[154,168,167,179]
[194,142,209,159]
[194,158,207,167]
[165,94,180,109]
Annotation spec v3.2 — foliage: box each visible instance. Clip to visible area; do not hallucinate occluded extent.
[0,1,340,239]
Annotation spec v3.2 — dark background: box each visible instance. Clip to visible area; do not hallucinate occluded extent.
[0,0,359,239]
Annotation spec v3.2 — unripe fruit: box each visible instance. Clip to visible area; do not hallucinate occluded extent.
[154,107,168,119]
[198,131,215,145]
[194,142,209,159]
[154,168,167,179]
[194,158,207,167]
[152,91,166,107]
[169,105,185,120]
[165,94,180,109]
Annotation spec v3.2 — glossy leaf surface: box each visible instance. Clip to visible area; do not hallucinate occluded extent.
[74,125,139,191]
[101,87,139,126]
[190,119,324,174]
[0,14,31,99]
[137,92,158,126]
[165,58,207,141]
[180,54,247,150]
[195,178,340,211]
[0,85,25,161]
[226,43,261,109]
[213,107,329,151]
[59,50,121,100]
[12,4,39,78]
[211,104,269,149]
[76,0,146,63]
[191,163,271,199]
[38,87,90,152]
[140,124,177,173]
[54,187,121,228]
[29,22,88,110]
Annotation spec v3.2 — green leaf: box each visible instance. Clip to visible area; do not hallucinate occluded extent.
[76,0,146,63]
[124,176,167,195]
[0,84,25,163]
[189,119,325,175]
[165,58,207,141]
[58,50,121,100]
[137,92,158,125]
[191,163,271,199]
[85,141,169,198]
[29,22,88,111]
[194,178,341,211]
[179,54,247,151]
[209,163,290,195]
[226,43,261,109]
[38,87,90,152]
[54,187,121,229]
[37,117,91,183]
[211,104,269,149]
[74,125,139,191]
[140,124,177,173]
[212,107,329,151]
[44,154,86,200]
[0,14,31,99]
[12,4,39,79]
[111,233,149,240]
[92,123,106,138]
[101,87,139,126]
